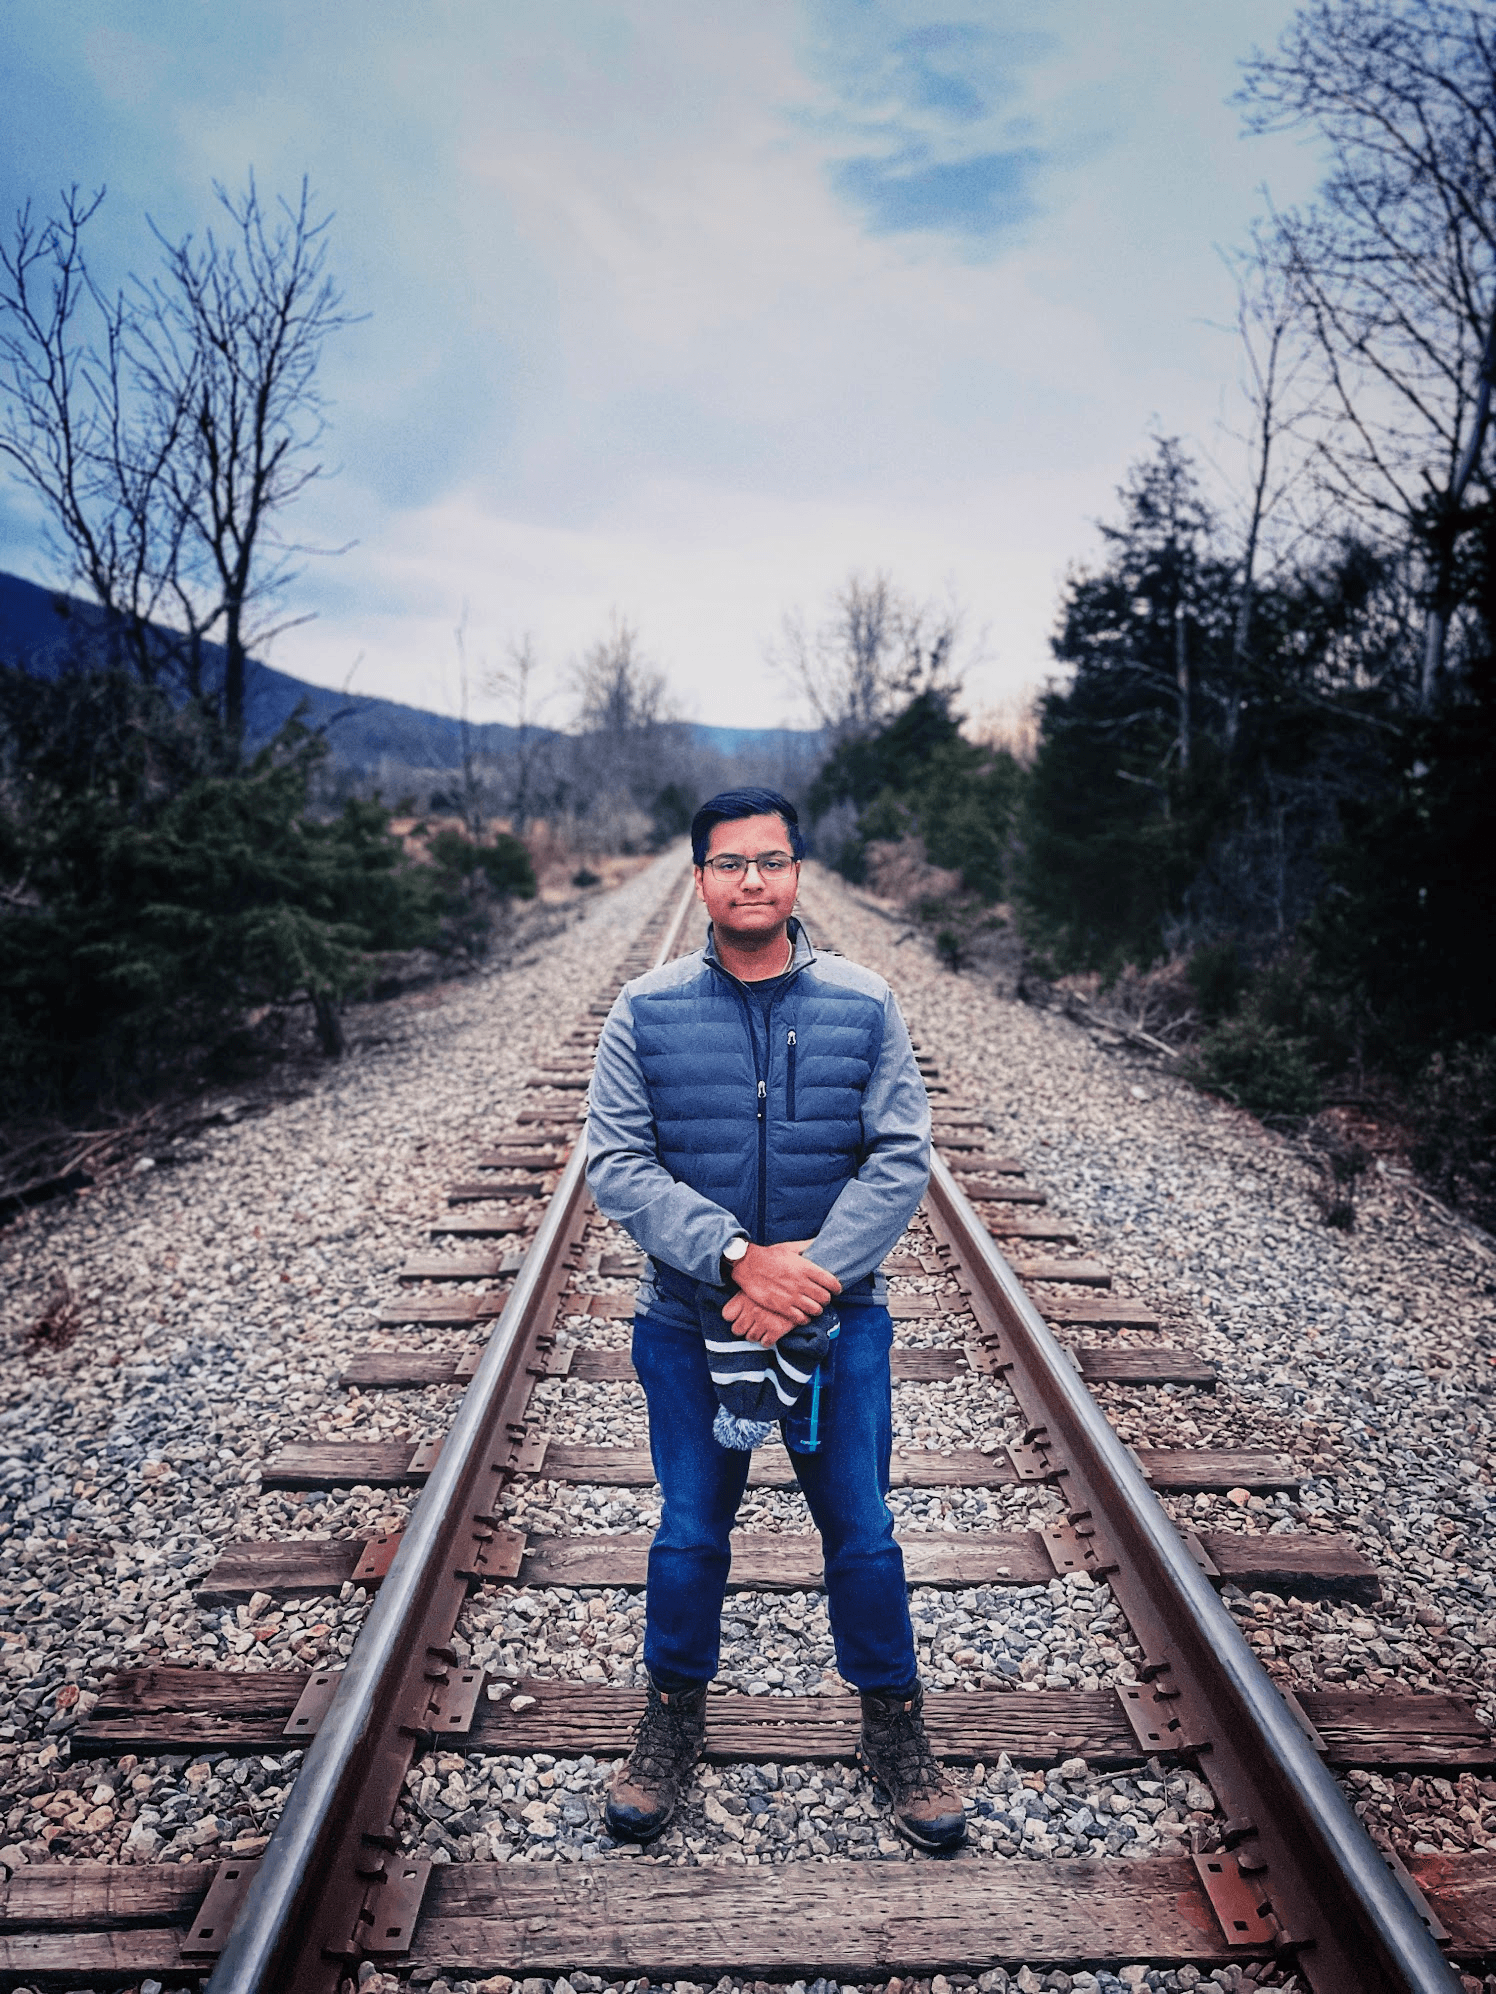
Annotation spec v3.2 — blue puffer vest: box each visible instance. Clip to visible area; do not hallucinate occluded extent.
[627,923,885,1257]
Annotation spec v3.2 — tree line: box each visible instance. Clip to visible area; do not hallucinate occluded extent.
[804,2,1495,1229]
[1025,0,1495,1228]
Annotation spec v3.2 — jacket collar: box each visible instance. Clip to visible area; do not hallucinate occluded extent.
[703,914,814,983]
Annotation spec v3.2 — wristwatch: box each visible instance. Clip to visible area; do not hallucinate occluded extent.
[720,1235,749,1284]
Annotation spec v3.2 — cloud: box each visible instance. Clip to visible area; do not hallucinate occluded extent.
[832,142,1042,238]
[0,0,1325,734]
[890,26,991,122]
[796,3,1061,245]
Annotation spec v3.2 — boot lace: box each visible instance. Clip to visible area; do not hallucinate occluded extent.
[628,1692,693,1783]
[874,1702,944,1800]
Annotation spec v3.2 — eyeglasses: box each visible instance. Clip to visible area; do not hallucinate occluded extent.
[701,851,797,877]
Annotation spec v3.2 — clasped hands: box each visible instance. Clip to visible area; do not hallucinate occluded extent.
[720,1238,841,1347]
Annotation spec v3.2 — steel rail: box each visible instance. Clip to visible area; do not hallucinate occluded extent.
[925,1148,1459,1994]
[209,869,699,1994]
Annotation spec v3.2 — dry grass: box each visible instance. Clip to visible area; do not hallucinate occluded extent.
[27,1271,82,1349]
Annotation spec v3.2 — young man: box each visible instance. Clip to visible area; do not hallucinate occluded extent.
[585,786,965,1851]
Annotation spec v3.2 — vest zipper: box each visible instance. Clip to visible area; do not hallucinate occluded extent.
[756,1079,768,1240]
[786,1028,797,1121]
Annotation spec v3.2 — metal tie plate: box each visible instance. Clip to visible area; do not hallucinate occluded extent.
[352,1532,403,1586]
[1118,1677,1210,1755]
[1181,1530,1220,1578]
[1007,1438,1058,1481]
[513,1428,550,1474]
[422,1660,486,1735]
[1279,1687,1327,1755]
[344,1855,433,1958]
[181,1856,262,1959]
[1380,1840,1451,1943]
[457,1521,528,1583]
[1193,1850,1277,1947]
[1040,1521,1119,1579]
[284,1668,345,1739]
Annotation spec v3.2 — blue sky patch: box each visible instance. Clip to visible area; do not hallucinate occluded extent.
[833,143,1042,238]
[798,3,1060,246]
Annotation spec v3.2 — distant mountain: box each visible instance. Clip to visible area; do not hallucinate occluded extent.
[690,723,824,760]
[0,570,824,777]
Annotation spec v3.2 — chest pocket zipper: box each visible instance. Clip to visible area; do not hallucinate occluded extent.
[786,1027,797,1120]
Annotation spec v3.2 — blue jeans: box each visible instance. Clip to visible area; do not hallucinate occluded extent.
[630,1303,918,1692]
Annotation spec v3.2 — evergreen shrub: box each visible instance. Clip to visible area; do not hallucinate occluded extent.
[1186,1011,1322,1119]
[422,829,537,959]
[1410,1041,1496,1234]
[0,679,442,1114]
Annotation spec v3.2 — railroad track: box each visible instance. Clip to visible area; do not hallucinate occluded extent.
[5,866,1492,1991]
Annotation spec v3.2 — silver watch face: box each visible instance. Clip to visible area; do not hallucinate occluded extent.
[724,1237,748,1262]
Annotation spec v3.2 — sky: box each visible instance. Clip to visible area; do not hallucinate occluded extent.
[0,1,1324,731]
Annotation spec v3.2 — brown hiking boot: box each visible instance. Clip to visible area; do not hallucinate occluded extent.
[857,1686,967,1852]
[604,1681,708,1841]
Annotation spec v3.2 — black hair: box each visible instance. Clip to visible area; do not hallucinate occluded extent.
[690,787,806,866]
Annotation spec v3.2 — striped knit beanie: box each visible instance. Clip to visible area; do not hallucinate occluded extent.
[694,1285,836,1450]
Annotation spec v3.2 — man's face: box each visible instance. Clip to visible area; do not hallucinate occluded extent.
[694,812,801,941]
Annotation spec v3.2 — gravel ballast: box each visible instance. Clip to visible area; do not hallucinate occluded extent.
[1,854,1492,1993]
[0,854,683,1877]
[797,866,1496,1876]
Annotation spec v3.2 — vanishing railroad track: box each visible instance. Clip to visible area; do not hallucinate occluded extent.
[4,866,1491,1991]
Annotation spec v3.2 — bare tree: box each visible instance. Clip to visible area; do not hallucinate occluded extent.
[0,188,195,686]
[563,616,680,848]
[1227,239,1316,655]
[572,615,670,735]
[770,570,963,740]
[0,175,352,754]
[1239,0,1496,703]
[451,603,486,835]
[483,632,553,835]
[1210,230,1328,751]
[149,176,352,751]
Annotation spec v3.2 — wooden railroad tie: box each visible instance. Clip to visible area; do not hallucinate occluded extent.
[197,1524,1379,1606]
[397,1248,528,1281]
[258,1431,1296,1494]
[977,1212,1082,1241]
[428,1213,535,1239]
[553,1290,1159,1331]
[70,1668,1496,1776]
[445,1181,551,1205]
[340,1343,1215,1391]
[379,1290,514,1325]
[948,1182,1049,1204]
[1012,1257,1112,1285]
[8,1851,1496,1980]
[885,1246,1114,1286]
